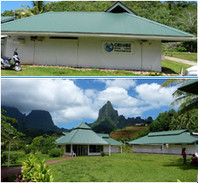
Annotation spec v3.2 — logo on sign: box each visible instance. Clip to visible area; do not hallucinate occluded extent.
[104,43,114,52]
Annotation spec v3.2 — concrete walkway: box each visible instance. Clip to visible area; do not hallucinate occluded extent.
[1,156,75,181]
[164,56,197,66]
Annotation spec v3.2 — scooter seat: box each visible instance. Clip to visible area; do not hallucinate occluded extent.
[1,56,11,61]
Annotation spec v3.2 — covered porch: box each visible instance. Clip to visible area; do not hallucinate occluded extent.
[62,144,119,156]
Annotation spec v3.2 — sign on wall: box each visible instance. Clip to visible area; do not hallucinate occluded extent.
[102,41,133,54]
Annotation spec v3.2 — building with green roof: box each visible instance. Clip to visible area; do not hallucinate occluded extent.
[56,122,122,156]
[129,129,198,155]
[1,16,15,24]
[1,2,195,72]
[178,79,198,95]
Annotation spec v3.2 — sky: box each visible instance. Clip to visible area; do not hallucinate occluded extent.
[1,78,179,129]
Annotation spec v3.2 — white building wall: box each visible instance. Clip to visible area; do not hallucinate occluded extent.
[5,35,162,71]
[133,144,196,155]
[5,36,34,64]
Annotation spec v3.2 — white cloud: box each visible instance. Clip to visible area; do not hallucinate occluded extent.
[98,79,136,89]
[135,83,177,108]
[1,79,97,125]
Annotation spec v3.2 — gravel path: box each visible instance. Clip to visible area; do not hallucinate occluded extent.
[164,56,197,66]
[1,156,75,181]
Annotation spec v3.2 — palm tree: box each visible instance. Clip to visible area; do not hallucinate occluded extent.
[161,79,198,113]
[15,1,47,19]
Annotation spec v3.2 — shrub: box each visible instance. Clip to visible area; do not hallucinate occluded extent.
[22,155,53,182]
[30,145,36,154]
[100,151,105,157]
[11,154,18,164]
[48,148,62,157]
[23,145,31,154]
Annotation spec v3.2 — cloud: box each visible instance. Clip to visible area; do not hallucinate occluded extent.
[98,79,136,89]
[135,83,177,108]
[1,79,97,125]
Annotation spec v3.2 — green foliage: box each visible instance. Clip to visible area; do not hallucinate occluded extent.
[170,109,198,132]
[48,148,63,157]
[1,110,25,151]
[33,160,54,182]
[40,137,57,154]
[149,108,198,132]
[1,10,14,16]
[31,136,45,151]
[10,154,19,164]
[23,145,31,154]
[22,154,54,182]
[100,151,105,157]
[149,109,177,132]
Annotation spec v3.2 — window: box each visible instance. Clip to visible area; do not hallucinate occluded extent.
[66,145,70,153]
[89,145,103,153]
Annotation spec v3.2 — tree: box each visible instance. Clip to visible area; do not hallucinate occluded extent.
[149,109,176,132]
[1,10,14,16]
[31,136,44,151]
[161,79,198,113]
[15,1,48,19]
[1,110,23,148]
[170,89,198,114]
[170,109,198,132]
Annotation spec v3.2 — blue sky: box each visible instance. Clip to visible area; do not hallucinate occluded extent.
[2,78,179,129]
[1,1,52,13]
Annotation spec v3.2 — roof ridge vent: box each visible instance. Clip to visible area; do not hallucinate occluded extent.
[105,1,136,15]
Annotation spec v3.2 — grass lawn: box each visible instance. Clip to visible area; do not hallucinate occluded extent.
[1,150,67,167]
[1,65,140,76]
[49,153,198,182]
[1,60,192,76]
[162,59,191,74]
[165,52,197,62]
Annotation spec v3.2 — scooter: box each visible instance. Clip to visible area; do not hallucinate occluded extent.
[1,48,22,71]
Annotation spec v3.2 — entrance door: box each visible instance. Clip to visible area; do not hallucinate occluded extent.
[73,145,88,156]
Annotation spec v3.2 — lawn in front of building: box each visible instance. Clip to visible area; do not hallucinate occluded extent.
[1,61,190,77]
[49,153,197,182]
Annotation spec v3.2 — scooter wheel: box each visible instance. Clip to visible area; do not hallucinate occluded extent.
[14,65,22,71]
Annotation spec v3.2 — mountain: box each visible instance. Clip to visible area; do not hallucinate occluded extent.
[2,106,62,136]
[90,101,153,134]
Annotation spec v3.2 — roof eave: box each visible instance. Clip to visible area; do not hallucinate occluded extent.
[2,31,196,41]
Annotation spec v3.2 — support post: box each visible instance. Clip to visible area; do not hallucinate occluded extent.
[109,145,111,156]
[121,145,122,154]
[70,144,73,156]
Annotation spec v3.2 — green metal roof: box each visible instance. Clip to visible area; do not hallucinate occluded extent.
[56,123,108,145]
[148,129,187,137]
[56,122,122,146]
[97,133,122,145]
[103,137,122,146]
[178,79,198,95]
[74,122,91,129]
[129,130,198,145]
[97,133,110,138]
[1,12,194,37]
[1,16,15,23]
